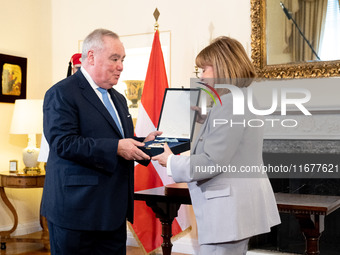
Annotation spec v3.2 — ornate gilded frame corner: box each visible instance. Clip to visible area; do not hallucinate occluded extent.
[250,0,340,79]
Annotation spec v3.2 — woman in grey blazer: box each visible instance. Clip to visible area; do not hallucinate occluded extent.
[153,36,281,255]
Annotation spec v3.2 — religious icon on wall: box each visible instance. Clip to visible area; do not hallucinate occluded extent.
[0,54,27,103]
[2,63,22,96]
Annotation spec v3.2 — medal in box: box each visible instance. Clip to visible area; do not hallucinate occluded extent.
[140,88,200,157]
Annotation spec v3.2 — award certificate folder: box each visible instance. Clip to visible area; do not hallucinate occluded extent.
[140,88,200,157]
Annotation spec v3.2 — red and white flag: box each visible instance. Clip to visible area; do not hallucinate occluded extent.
[130,30,190,254]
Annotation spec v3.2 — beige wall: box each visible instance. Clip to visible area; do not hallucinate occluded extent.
[0,0,51,232]
[50,0,340,110]
[50,0,252,85]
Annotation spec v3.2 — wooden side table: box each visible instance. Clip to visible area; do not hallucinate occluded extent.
[0,171,49,250]
[134,184,191,255]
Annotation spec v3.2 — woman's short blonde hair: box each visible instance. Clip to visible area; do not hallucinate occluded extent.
[195,36,256,87]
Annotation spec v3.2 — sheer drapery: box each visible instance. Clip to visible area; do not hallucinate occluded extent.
[318,0,340,60]
[283,0,300,53]
[292,0,328,61]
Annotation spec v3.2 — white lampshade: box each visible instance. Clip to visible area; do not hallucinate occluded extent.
[10,99,43,173]
[10,99,43,135]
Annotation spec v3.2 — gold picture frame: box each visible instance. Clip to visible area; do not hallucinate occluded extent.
[250,0,340,79]
[0,54,27,103]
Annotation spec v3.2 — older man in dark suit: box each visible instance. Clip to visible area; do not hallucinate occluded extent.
[41,28,160,255]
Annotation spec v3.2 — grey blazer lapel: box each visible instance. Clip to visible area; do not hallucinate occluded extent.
[192,111,211,153]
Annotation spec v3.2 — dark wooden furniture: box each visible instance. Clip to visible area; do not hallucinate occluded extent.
[0,171,49,250]
[134,183,191,255]
[134,183,340,255]
[275,193,340,255]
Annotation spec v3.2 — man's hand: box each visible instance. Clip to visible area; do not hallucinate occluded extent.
[152,143,173,167]
[144,131,163,142]
[117,139,150,161]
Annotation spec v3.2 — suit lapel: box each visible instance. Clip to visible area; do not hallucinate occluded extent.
[76,71,126,138]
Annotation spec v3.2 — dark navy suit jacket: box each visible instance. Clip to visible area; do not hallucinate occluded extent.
[41,70,135,231]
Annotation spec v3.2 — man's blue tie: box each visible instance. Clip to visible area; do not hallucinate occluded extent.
[97,87,124,137]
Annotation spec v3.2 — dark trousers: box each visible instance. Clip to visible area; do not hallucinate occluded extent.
[47,221,127,255]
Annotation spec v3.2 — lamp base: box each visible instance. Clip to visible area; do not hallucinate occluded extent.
[22,138,40,174]
[23,167,41,174]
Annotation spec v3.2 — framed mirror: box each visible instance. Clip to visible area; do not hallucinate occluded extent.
[250,0,340,79]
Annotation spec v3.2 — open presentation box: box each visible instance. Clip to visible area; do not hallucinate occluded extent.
[140,88,200,157]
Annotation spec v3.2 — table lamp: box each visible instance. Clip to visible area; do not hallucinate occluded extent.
[10,99,43,173]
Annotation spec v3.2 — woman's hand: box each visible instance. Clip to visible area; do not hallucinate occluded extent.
[144,131,163,142]
[152,143,173,167]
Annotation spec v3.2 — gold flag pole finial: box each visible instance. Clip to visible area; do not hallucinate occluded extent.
[153,8,160,31]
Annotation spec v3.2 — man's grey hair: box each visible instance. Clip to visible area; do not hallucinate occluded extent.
[82,29,119,61]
